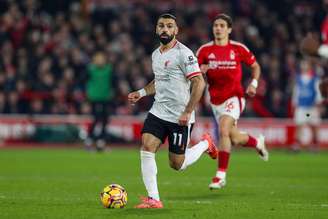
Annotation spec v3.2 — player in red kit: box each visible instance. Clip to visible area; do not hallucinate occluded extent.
[196,14,269,189]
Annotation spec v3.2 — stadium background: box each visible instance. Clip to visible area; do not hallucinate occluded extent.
[1,1,328,219]
[0,0,327,147]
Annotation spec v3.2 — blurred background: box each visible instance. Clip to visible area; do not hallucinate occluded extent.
[0,0,327,149]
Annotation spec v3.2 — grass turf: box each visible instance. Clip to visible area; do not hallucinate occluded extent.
[0,148,328,219]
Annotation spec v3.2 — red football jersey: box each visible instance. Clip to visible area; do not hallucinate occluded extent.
[196,40,256,105]
[321,16,328,45]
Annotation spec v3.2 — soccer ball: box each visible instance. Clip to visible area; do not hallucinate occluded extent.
[100,184,128,209]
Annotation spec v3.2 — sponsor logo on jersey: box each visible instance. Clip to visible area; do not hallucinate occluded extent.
[208,60,237,69]
[230,50,235,60]
[208,53,216,59]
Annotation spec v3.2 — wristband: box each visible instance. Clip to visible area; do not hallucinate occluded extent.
[137,88,147,97]
[318,45,328,58]
[250,79,258,88]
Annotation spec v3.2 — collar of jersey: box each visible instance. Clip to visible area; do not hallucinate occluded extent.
[159,40,178,54]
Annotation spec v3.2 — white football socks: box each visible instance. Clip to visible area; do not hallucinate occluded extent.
[140,150,160,201]
[179,140,209,170]
[216,171,226,179]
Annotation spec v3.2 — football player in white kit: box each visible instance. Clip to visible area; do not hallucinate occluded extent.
[128,14,218,209]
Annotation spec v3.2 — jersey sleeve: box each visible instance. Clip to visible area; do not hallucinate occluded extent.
[239,44,256,66]
[321,17,328,44]
[196,47,207,66]
[180,48,202,80]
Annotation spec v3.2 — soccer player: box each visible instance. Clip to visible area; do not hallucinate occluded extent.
[196,14,269,189]
[292,59,323,151]
[128,13,218,209]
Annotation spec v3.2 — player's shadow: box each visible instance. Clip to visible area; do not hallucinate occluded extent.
[165,193,227,201]
[166,191,253,201]
[122,208,172,216]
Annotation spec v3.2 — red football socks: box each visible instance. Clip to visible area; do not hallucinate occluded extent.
[243,135,257,148]
[218,151,230,171]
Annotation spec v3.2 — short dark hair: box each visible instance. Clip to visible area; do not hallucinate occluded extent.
[157,13,177,22]
[213,13,232,28]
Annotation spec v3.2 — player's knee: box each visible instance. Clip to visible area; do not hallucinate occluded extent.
[230,135,239,146]
[141,142,156,153]
[229,131,238,145]
[219,127,230,138]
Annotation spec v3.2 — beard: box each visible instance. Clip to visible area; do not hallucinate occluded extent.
[157,33,174,45]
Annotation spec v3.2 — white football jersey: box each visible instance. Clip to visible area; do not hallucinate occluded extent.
[149,41,201,124]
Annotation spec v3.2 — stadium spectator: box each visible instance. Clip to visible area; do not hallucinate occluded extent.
[84,51,114,151]
[292,59,323,152]
[0,0,326,119]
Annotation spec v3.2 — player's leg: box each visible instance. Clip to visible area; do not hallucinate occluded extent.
[167,124,218,171]
[292,107,306,151]
[135,113,165,209]
[209,115,234,189]
[294,124,304,151]
[227,97,253,148]
[140,133,162,200]
[135,133,163,208]
[309,124,319,151]
[96,101,108,151]
[85,102,99,150]
[308,107,321,152]
[230,126,268,161]
[209,96,242,189]
[167,124,191,170]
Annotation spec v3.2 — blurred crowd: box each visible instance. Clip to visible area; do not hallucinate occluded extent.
[0,0,327,117]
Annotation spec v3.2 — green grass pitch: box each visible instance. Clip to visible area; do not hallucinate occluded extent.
[1,147,328,219]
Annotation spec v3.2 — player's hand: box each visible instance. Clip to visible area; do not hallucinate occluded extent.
[246,85,257,97]
[128,91,142,104]
[200,64,209,74]
[178,111,191,126]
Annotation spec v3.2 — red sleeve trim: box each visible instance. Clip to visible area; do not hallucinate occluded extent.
[248,58,256,66]
[186,72,202,79]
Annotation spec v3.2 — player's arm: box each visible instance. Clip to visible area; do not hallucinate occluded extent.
[128,80,155,104]
[196,47,209,74]
[246,61,261,97]
[143,80,156,95]
[179,75,205,126]
[199,64,209,74]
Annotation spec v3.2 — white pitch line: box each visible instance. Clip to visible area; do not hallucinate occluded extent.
[166,200,213,204]
[287,203,328,208]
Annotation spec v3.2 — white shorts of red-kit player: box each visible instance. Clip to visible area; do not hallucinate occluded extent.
[211,96,246,122]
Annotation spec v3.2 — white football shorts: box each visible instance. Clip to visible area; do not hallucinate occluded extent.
[294,106,321,125]
[211,96,246,122]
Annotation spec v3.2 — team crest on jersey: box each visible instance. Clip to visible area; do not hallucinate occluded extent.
[208,53,216,59]
[164,60,170,68]
[230,50,235,60]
